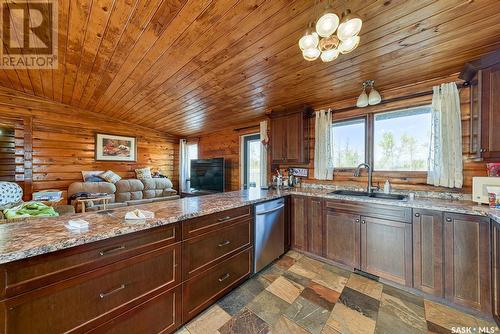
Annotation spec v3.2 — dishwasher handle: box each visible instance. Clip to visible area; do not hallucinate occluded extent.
[255,204,285,215]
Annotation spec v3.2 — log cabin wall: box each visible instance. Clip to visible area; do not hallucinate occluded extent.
[196,120,264,191]
[274,74,486,193]
[0,87,179,201]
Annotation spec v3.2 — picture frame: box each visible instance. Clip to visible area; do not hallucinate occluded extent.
[95,133,137,162]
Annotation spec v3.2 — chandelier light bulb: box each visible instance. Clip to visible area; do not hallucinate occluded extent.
[338,36,360,54]
[356,88,369,108]
[337,10,363,41]
[368,86,382,105]
[320,49,339,62]
[315,13,340,38]
[319,35,340,52]
[303,47,321,61]
[299,31,319,50]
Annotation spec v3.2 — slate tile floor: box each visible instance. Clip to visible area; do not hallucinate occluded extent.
[177,251,499,334]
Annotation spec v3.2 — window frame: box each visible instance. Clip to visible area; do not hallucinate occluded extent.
[330,116,368,171]
[330,104,431,175]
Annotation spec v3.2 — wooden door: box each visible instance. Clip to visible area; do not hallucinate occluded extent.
[481,63,500,160]
[291,196,307,251]
[306,197,323,256]
[324,210,360,269]
[413,209,444,297]
[271,117,286,163]
[361,216,413,286]
[444,213,491,312]
[493,222,500,324]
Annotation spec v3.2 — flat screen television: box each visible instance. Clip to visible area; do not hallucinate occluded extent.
[190,158,225,193]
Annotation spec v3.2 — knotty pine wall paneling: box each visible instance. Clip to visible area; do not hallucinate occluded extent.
[0,87,179,201]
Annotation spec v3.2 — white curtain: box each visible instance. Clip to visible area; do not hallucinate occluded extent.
[179,139,189,192]
[259,120,269,188]
[427,83,463,188]
[314,109,334,180]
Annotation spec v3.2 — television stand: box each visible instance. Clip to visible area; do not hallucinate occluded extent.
[181,189,220,198]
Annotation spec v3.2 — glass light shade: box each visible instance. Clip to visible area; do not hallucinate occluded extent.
[338,36,360,54]
[356,88,369,107]
[320,49,339,62]
[368,87,382,105]
[319,35,339,52]
[337,11,362,41]
[303,47,321,61]
[315,13,339,37]
[299,31,319,50]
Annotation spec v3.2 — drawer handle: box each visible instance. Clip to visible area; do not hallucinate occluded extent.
[218,273,230,282]
[218,240,231,247]
[415,213,420,217]
[218,216,232,222]
[99,245,126,256]
[99,284,126,299]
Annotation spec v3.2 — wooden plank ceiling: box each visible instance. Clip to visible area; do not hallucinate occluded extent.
[0,0,499,136]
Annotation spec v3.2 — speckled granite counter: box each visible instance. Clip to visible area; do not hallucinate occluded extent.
[1,188,499,264]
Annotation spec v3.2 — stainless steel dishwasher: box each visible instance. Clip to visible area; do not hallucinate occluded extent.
[254,198,285,273]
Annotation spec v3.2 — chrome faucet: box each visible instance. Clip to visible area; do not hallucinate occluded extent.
[354,163,376,195]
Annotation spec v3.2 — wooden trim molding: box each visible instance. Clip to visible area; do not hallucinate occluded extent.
[22,117,33,201]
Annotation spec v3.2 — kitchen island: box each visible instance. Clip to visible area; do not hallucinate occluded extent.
[0,188,499,333]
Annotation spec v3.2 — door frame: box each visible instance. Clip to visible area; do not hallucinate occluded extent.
[240,133,260,189]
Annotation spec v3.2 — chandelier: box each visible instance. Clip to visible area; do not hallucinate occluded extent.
[356,80,381,107]
[298,0,362,62]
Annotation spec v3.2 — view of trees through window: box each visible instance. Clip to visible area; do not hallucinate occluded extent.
[331,118,365,168]
[374,106,431,171]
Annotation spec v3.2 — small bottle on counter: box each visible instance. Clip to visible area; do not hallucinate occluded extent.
[384,180,391,194]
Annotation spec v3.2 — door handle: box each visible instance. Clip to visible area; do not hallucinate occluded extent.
[218,273,230,282]
[218,240,231,247]
[99,284,126,299]
[255,204,285,215]
[99,245,125,256]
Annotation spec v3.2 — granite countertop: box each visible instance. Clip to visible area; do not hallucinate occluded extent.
[0,188,499,264]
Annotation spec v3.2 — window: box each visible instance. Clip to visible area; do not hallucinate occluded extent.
[331,118,366,168]
[373,106,431,171]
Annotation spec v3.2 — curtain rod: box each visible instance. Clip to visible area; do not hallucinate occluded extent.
[314,81,468,115]
[233,124,260,132]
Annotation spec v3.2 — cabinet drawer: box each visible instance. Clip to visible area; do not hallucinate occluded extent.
[182,206,252,239]
[183,220,252,279]
[2,244,181,334]
[87,286,182,334]
[1,223,180,299]
[183,247,252,322]
[325,200,412,223]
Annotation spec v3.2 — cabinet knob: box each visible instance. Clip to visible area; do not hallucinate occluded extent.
[361,220,366,224]
[446,217,452,222]
[355,218,360,223]
[414,213,420,217]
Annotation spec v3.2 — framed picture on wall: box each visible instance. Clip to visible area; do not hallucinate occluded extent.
[95,133,137,162]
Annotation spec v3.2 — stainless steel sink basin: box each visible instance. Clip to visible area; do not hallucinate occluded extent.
[328,190,408,201]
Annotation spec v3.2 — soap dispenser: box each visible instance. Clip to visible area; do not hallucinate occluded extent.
[384,180,391,194]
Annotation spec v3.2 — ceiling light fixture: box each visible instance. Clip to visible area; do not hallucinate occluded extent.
[299,0,362,63]
[357,80,381,107]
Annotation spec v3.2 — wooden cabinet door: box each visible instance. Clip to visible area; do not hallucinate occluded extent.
[444,213,491,312]
[493,222,500,324]
[481,64,500,160]
[271,117,286,163]
[306,197,323,256]
[324,210,360,269]
[361,216,413,286]
[285,113,303,163]
[413,209,444,297]
[291,196,307,251]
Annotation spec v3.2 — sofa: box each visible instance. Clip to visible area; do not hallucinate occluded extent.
[68,178,179,212]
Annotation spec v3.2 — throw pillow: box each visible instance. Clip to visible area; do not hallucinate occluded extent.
[82,171,104,182]
[135,167,152,180]
[100,170,121,184]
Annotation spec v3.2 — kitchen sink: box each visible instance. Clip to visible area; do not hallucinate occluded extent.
[328,190,408,201]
